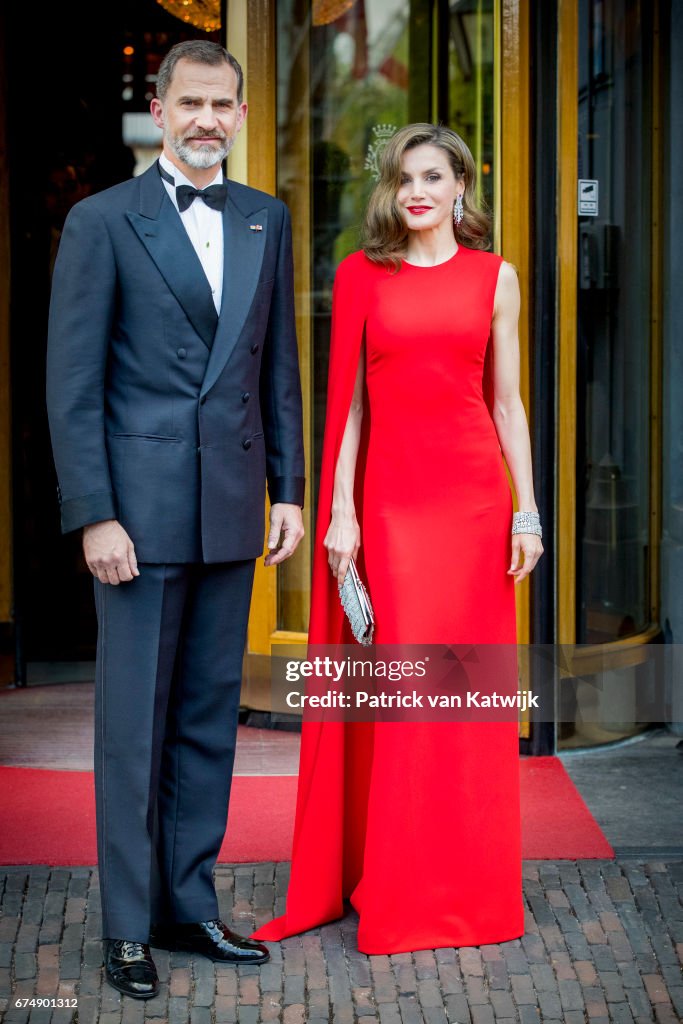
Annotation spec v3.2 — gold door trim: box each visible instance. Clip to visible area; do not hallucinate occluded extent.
[500,0,531,652]
[567,624,662,676]
[499,0,532,738]
[230,0,311,659]
[556,0,579,645]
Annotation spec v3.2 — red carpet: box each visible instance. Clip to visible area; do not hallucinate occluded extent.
[0,757,613,865]
[519,757,614,859]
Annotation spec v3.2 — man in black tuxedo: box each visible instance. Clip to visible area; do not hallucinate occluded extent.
[46,41,304,999]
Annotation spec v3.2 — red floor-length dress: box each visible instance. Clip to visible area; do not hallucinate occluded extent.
[252,246,524,954]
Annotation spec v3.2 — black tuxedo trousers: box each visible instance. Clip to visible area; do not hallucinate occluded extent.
[93,559,255,940]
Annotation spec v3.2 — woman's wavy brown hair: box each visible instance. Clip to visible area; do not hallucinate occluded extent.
[362,123,491,271]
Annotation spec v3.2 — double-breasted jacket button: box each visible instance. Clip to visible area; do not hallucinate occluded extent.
[177,347,187,359]
[242,438,252,451]
[241,391,250,403]
[250,342,259,354]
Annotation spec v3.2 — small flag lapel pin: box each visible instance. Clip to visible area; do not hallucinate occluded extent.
[249,224,263,232]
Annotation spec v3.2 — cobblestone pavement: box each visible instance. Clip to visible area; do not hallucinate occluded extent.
[1,860,682,1024]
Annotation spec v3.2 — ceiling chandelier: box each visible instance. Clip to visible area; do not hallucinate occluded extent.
[156,0,221,33]
[313,0,358,26]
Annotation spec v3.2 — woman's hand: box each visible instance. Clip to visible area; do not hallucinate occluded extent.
[324,514,361,585]
[508,533,544,584]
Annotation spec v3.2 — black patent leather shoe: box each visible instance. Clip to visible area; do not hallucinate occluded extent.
[150,919,269,964]
[104,939,159,999]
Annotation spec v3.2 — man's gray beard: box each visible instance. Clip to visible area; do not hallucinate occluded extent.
[168,132,235,169]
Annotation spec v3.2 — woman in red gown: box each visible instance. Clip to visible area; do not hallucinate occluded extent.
[252,124,543,954]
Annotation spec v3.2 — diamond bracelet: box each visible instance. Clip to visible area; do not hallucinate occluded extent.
[512,511,542,537]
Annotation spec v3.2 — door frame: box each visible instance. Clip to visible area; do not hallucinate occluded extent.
[557,0,663,733]
[232,0,534,708]
[554,0,663,691]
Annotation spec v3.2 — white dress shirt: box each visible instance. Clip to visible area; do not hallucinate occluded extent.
[159,151,224,315]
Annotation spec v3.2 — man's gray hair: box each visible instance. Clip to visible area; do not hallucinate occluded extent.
[156,40,244,104]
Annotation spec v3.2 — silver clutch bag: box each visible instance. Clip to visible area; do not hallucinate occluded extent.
[338,557,375,646]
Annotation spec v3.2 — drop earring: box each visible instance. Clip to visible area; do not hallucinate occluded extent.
[453,193,464,226]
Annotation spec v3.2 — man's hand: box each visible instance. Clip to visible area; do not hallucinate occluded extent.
[83,519,140,585]
[264,504,304,566]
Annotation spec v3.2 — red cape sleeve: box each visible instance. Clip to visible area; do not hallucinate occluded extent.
[250,251,375,942]
[308,251,374,645]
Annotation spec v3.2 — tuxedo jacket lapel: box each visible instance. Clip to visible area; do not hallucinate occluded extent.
[200,193,268,398]
[125,165,218,350]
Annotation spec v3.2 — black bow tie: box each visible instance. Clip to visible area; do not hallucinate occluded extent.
[158,162,227,213]
[175,183,228,212]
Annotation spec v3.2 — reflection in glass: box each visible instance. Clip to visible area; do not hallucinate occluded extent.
[275,0,495,633]
[576,0,652,645]
[448,0,495,213]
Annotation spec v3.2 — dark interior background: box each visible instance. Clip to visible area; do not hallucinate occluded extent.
[7,1,221,663]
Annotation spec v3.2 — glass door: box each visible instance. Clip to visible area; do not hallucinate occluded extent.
[239,0,537,736]
[242,2,539,733]
[263,0,497,644]
[576,0,655,645]
[555,0,663,748]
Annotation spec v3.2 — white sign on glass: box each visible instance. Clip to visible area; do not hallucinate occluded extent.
[578,179,599,217]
